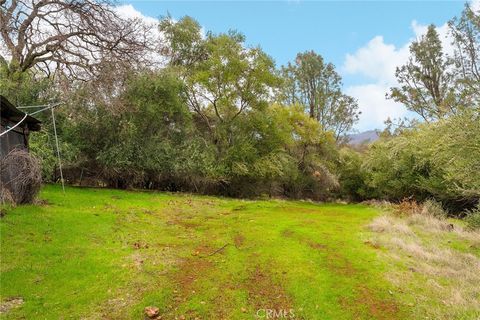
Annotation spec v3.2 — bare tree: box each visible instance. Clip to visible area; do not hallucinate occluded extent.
[0,0,152,80]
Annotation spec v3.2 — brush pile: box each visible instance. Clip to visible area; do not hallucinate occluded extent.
[0,149,41,205]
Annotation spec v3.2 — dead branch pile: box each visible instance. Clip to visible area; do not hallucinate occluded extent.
[0,149,41,205]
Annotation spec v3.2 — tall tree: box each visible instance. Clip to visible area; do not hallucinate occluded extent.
[159,15,206,68]
[388,25,457,122]
[449,3,480,107]
[279,51,360,142]
[0,0,151,80]
[160,17,279,150]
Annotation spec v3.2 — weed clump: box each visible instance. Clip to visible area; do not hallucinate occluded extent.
[421,199,447,218]
[465,203,480,231]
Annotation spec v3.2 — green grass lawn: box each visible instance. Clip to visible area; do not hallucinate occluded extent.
[0,185,473,319]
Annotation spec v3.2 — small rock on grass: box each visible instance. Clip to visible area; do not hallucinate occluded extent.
[144,306,160,319]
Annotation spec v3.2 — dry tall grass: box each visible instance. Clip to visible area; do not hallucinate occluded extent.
[367,203,480,319]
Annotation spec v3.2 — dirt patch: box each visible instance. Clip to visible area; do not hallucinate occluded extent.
[234,234,245,248]
[282,229,329,250]
[364,240,381,249]
[280,207,321,215]
[245,266,292,312]
[339,285,400,320]
[35,199,51,206]
[281,206,323,214]
[281,229,295,238]
[166,218,200,229]
[354,285,400,320]
[0,297,24,314]
[158,246,215,319]
[175,245,215,293]
[132,241,149,250]
[325,252,357,276]
[281,229,354,276]
[233,205,247,211]
[130,252,145,270]
[307,241,327,250]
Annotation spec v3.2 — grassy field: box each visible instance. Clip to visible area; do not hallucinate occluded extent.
[0,185,478,319]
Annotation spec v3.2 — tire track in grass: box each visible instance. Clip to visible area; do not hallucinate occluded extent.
[163,241,242,319]
[163,233,298,319]
[244,265,294,317]
[282,228,402,320]
[341,285,400,320]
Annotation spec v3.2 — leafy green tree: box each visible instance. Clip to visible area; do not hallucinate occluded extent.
[0,68,74,182]
[388,25,457,122]
[279,51,360,141]
[67,70,199,189]
[269,104,339,199]
[160,17,279,154]
[159,15,206,68]
[0,66,53,106]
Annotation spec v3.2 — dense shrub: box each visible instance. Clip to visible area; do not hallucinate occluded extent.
[335,148,374,201]
[362,109,480,211]
[66,70,201,189]
[465,203,480,230]
[60,72,339,199]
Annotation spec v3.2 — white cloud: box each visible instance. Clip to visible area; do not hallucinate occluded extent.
[343,20,455,131]
[346,84,411,131]
[343,36,409,85]
[114,4,166,67]
[472,0,480,11]
[114,4,158,25]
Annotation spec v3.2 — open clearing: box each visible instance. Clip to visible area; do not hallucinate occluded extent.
[1,185,479,319]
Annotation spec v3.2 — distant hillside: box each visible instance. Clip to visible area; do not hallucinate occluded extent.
[348,130,380,145]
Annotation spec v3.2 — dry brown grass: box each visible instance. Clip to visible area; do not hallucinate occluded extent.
[367,209,480,319]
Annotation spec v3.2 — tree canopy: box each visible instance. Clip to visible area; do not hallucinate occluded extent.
[278,51,360,141]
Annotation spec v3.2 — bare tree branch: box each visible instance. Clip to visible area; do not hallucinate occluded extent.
[0,0,153,79]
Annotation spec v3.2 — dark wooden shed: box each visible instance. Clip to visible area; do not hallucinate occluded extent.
[0,95,42,158]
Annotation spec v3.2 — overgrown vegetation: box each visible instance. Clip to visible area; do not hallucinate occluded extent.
[1,1,479,319]
[1,2,478,211]
[465,203,480,230]
[337,4,480,214]
[360,109,480,210]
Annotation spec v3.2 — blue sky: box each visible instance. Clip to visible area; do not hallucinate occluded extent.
[119,0,469,131]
